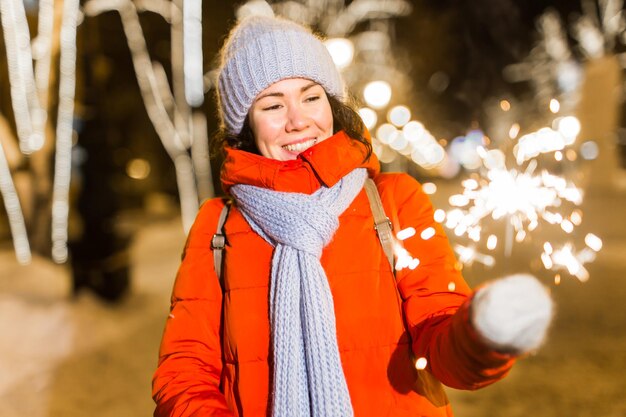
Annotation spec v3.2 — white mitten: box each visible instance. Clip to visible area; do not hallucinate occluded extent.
[471,274,554,355]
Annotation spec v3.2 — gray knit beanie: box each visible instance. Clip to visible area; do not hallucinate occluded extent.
[216,15,345,135]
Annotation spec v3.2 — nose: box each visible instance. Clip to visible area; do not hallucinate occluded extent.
[285,103,309,132]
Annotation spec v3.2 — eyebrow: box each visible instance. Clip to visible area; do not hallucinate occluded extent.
[254,82,319,102]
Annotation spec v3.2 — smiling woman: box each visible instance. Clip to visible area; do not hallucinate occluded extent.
[152,13,554,417]
[248,78,334,161]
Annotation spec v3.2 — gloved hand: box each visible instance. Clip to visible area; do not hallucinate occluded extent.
[470,274,554,355]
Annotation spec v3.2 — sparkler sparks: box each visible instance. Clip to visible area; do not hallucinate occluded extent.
[436,115,604,278]
[444,157,584,246]
[541,241,600,282]
[453,244,495,267]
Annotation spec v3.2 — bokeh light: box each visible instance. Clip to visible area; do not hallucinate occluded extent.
[358,107,377,130]
[388,105,411,127]
[363,80,392,109]
[325,38,354,69]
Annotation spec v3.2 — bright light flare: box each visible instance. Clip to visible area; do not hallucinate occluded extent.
[394,242,420,271]
[585,233,602,251]
[443,160,585,258]
[561,219,574,233]
[541,242,593,282]
[422,182,437,195]
[236,0,274,19]
[396,227,416,241]
[415,357,428,370]
[453,244,495,267]
[580,141,599,160]
[325,37,354,69]
[127,158,151,179]
[556,116,581,140]
[388,105,411,127]
[358,107,377,130]
[420,227,436,240]
[514,117,581,164]
[549,98,560,113]
[376,123,397,145]
[433,209,446,223]
[363,81,392,109]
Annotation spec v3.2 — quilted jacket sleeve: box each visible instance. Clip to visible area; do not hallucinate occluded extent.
[152,199,235,417]
[377,173,515,390]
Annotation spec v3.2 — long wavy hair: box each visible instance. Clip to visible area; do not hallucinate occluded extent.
[213,93,372,161]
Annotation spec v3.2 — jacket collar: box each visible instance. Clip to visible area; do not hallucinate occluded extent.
[220,130,380,194]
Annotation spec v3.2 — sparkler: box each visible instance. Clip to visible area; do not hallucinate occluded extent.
[426,5,613,278]
[436,115,602,281]
[443,151,584,248]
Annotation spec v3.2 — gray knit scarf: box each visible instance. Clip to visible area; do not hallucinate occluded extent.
[230,168,367,417]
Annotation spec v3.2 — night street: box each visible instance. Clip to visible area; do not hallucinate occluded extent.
[2,58,626,416]
[2,1,626,416]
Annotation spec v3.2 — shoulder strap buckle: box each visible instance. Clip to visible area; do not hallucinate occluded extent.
[374,217,393,232]
[211,233,226,250]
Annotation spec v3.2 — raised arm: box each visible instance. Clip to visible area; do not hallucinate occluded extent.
[377,173,516,390]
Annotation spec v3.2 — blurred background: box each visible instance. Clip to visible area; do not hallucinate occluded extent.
[1,0,625,416]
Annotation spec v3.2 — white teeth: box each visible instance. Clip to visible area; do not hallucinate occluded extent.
[283,139,317,152]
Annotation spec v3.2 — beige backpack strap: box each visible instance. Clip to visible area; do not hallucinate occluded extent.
[364,178,395,273]
[211,200,231,286]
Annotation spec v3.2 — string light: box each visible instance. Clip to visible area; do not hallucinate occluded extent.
[0,142,31,264]
[84,0,199,233]
[51,0,80,263]
[0,0,40,153]
[32,0,56,144]
[183,0,204,107]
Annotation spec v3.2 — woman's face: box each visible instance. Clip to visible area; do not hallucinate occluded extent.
[248,78,334,161]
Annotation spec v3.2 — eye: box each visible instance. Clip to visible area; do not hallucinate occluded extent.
[262,104,282,111]
[304,95,320,103]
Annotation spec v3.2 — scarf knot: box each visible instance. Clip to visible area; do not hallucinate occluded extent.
[231,168,367,417]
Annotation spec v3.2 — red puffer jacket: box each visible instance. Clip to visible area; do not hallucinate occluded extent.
[152,131,515,417]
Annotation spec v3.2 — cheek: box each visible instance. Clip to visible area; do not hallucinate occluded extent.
[251,116,285,153]
[318,107,334,133]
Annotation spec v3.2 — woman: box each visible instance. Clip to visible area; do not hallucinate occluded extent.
[152,14,553,417]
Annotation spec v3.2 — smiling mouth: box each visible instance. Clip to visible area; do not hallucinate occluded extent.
[282,138,317,153]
